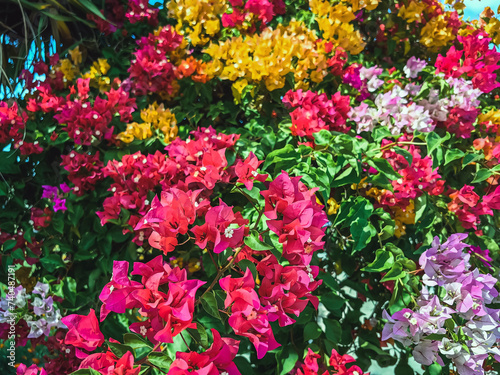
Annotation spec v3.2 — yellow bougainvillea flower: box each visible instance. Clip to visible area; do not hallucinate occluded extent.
[117,103,178,144]
[94,58,111,75]
[204,20,343,91]
[392,201,415,238]
[420,14,456,51]
[167,0,227,47]
[398,1,426,23]
[327,197,340,215]
[68,46,82,65]
[309,0,365,55]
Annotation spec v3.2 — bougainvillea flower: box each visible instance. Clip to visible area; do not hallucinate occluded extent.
[61,309,105,358]
[16,364,48,375]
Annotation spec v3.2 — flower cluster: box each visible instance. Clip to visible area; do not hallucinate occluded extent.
[282,89,351,141]
[62,309,104,358]
[383,234,500,375]
[126,26,184,96]
[41,184,71,212]
[175,56,210,83]
[436,31,500,93]
[117,102,178,144]
[380,140,444,208]
[222,0,286,31]
[79,350,140,375]
[447,185,500,231]
[98,127,268,247]
[168,330,240,375]
[81,56,112,93]
[30,207,53,230]
[293,348,369,375]
[261,171,328,265]
[126,0,159,26]
[50,81,136,145]
[204,21,336,91]
[16,364,47,375]
[349,84,435,134]
[309,0,368,55]
[0,102,42,155]
[86,0,125,35]
[0,283,65,340]
[60,151,104,195]
[98,257,204,344]
[167,0,227,46]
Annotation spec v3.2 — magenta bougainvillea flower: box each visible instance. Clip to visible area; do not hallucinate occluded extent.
[61,309,104,358]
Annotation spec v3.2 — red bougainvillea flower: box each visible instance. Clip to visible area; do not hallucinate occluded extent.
[99,261,143,320]
[79,350,117,373]
[220,269,280,359]
[204,329,241,375]
[191,201,249,254]
[261,171,328,265]
[135,188,202,254]
[295,348,327,375]
[79,349,140,375]
[282,90,351,140]
[329,348,369,375]
[234,152,268,190]
[61,309,104,358]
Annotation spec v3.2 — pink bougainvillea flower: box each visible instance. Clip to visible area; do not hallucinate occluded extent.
[62,309,105,358]
[204,329,241,375]
[191,201,248,254]
[16,364,48,375]
[99,261,143,321]
[79,350,118,373]
[168,352,219,375]
[234,152,268,190]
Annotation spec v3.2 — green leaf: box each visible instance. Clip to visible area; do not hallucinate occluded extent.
[52,215,65,234]
[372,127,392,142]
[331,166,359,187]
[276,346,298,375]
[107,341,134,358]
[471,169,492,184]
[414,194,427,224]
[323,318,342,343]
[0,152,20,174]
[303,322,322,340]
[444,149,465,165]
[393,147,413,166]
[423,363,443,375]
[381,263,406,282]
[367,158,401,181]
[200,291,221,319]
[77,0,107,20]
[424,333,447,341]
[197,323,209,348]
[462,153,482,168]
[362,249,394,272]
[244,230,273,251]
[313,129,333,146]
[350,218,376,252]
[335,196,374,227]
[321,293,345,311]
[40,254,65,272]
[426,132,450,154]
[263,144,299,171]
[148,352,173,370]
[63,277,77,306]
[123,333,153,350]
[238,259,258,280]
